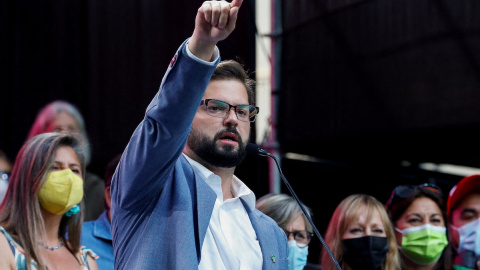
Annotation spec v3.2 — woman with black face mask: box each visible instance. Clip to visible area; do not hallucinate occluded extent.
[321,194,401,270]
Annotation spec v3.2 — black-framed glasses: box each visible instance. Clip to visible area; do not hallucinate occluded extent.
[385,183,443,211]
[283,229,314,247]
[199,99,259,122]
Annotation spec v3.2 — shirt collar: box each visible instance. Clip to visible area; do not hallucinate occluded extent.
[182,153,256,208]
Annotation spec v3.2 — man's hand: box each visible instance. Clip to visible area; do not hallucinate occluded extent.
[189,0,243,61]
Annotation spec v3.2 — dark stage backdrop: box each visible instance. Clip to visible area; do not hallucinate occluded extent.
[276,0,480,265]
[0,0,260,188]
[278,0,480,166]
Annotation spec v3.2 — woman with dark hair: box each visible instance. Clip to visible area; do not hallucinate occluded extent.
[385,183,448,270]
[0,132,98,270]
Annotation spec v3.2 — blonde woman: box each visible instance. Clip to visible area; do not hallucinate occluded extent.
[322,194,401,270]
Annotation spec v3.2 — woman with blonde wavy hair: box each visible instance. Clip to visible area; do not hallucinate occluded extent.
[0,132,98,270]
[321,194,401,270]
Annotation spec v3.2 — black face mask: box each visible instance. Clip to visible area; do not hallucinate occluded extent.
[342,236,389,270]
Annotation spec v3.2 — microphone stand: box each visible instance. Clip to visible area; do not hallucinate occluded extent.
[253,145,343,270]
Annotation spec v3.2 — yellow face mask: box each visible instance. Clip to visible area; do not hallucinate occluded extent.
[38,169,84,215]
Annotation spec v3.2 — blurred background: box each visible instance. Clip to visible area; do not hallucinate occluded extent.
[1,0,480,266]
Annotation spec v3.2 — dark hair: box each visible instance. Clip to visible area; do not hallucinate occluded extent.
[387,186,446,225]
[211,60,255,105]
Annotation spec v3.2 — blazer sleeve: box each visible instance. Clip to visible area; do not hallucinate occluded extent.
[111,39,220,211]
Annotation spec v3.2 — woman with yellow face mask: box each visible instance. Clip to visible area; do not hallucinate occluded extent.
[26,100,105,222]
[0,132,99,270]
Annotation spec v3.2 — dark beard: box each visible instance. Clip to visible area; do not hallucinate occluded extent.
[187,126,247,168]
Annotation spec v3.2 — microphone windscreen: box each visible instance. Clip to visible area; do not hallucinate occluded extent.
[246,143,262,156]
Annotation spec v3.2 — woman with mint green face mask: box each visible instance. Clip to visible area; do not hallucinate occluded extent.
[256,193,313,270]
[386,183,448,270]
[0,133,99,270]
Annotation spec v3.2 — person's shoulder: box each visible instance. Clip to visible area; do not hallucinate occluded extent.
[81,220,95,235]
[0,227,16,269]
[0,226,14,246]
[80,245,99,255]
[253,208,274,220]
[0,227,11,248]
[78,246,99,267]
[254,208,283,230]
[83,220,95,227]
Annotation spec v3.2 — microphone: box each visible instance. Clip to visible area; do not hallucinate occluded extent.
[246,143,272,157]
[247,143,343,270]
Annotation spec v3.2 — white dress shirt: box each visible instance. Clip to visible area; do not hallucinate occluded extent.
[183,154,263,270]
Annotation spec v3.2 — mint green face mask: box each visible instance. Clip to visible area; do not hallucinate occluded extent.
[396,224,448,265]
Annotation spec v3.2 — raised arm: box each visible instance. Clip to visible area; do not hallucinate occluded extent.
[189,0,243,61]
[111,0,243,209]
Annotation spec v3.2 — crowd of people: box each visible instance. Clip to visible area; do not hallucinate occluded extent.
[1,0,480,270]
[315,178,480,270]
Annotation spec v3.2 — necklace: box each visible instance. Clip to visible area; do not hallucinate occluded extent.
[39,241,63,251]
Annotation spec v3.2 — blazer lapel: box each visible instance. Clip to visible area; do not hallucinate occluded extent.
[192,164,216,260]
[196,176,216,248]
[179,156,216,263]
[241,199,284,270]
